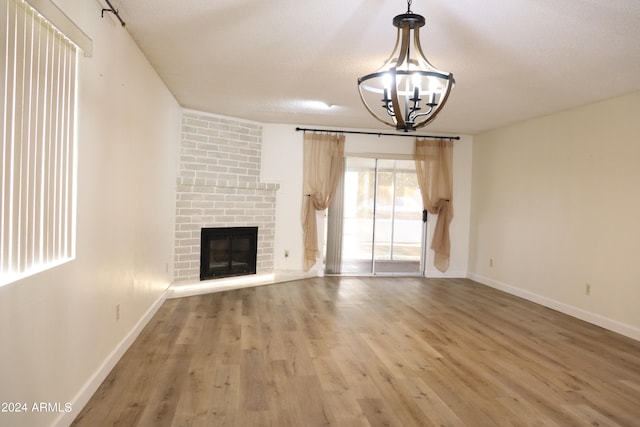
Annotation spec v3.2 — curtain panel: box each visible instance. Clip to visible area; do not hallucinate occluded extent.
[302,133,345,272]
[414,138,454,272]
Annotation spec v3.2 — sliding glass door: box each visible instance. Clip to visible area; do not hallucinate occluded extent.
[327,157,424,275]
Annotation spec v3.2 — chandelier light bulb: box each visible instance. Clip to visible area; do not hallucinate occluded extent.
[382,73,393,90]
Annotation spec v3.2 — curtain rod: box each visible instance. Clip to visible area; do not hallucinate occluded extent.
[101,0,126,27]
[295,127,460,140]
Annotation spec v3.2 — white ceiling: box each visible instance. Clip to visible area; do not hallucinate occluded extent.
[111,0,640,135]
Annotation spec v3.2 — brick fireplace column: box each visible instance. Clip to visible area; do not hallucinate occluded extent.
[174,110,279,283]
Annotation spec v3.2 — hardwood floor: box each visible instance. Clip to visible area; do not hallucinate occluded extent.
[72,277,640,426]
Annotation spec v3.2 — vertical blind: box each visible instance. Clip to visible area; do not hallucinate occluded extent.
[1,0,77,285]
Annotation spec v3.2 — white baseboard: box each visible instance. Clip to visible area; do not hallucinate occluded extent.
[53,290,169,427]
[469,273,640,342]
[425,269,467,279]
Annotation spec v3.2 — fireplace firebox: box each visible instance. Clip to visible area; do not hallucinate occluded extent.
[200,227,258,280]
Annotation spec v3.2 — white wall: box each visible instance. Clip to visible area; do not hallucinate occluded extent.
[261,124,473,277]
[0,2,181,426]
[469,91,640,340]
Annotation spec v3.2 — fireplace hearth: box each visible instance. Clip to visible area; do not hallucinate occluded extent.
[200,227,258,280]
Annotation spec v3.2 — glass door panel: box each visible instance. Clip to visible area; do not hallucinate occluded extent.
[340,158,375,274]
[373,160,423,274]
[336,157,424,275]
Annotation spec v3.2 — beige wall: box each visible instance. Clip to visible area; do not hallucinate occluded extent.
[469,91,640,339]
[0,2,181,426]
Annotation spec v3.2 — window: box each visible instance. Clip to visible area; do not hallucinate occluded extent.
[1,0,87,286]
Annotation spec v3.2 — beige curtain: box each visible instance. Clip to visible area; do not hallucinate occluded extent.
[302,133,345,271]
[414,138,454,272]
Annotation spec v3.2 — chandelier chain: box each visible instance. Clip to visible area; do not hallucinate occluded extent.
[407,0,412,13]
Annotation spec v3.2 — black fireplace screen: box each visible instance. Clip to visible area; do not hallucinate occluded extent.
[200,227,258,280]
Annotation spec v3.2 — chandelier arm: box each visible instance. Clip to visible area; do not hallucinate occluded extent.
[394,21,411,70]
[412,25,432,69]
[410,105,434,121]
[380,27,403,70]
[389,22,413,129]
[408,87,422,121]
[385,103,395,117]
[357,80,397,128]
[412,77,454,130]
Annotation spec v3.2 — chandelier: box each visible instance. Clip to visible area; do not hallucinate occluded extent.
[357,0,454,132]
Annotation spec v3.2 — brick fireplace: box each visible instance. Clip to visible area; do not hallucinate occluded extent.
[173,110,279,283]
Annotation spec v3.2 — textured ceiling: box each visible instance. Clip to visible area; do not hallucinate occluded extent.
[110,0,640,135]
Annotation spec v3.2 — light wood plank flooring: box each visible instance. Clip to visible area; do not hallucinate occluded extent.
[72,277,640,426]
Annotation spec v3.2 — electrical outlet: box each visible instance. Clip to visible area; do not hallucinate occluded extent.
[116,304,120,321]
[585,284,591,296]
[489,258,494,267]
